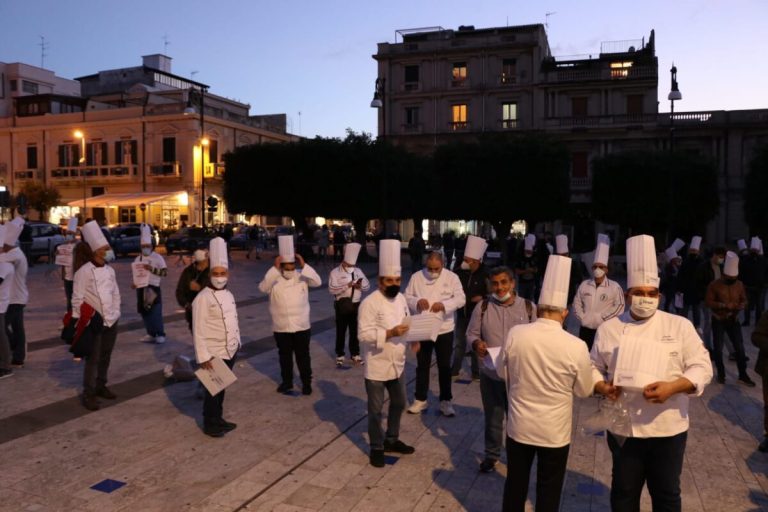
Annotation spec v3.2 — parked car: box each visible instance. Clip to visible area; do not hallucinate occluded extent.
[164,227,217,254]
[109,223,158,257]
[27,221,66,261]
[230,225,268,250]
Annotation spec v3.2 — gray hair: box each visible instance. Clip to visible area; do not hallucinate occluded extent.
[537,304,566,314]
[426,251,444,263]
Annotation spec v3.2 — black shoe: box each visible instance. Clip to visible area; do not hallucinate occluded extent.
[738,376,756,387]
[479,458,498,473]
[759,438,768,453]
[369,449,385,467]
[95,386,117,400]
[0,368,13,380]
[302,384,312,395]
[383,439,415,454]
[717,375,726,384]
[10,360,24,368]
[217,419,237,432]
[82,394,100,411]
[203,424,225,437]
[276,382,293,393]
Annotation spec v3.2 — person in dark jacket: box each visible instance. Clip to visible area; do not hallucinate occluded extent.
[661,247,682,313]
[408,232,426,273]
[175,249,210,331]
[740,238,766,326]
[678,237,704,327]
[752,310,768,452]
[695,246,727,351]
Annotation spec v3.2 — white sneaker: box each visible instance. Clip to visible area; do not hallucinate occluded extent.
[155,336,166,344]
[407,399,428,414]
[440,400,456,417]
[335,356,345,367]
[140,334,154,343]
[352,355,364,366]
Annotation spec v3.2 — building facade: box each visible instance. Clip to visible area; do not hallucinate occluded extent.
[373,25,768,246]
[0,55,297,228]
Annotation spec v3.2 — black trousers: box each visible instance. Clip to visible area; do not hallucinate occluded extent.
[274,329,312,386]
[414,331,453,402]
[6,303,26,364]
[503,437,570,512]
[64,280,74,313]
[334,302,360,357]
[608,431,687,512]
[712,317,748,379]
[745,287,763,325]
[578,326,597,352]
[83,322,118,396]
[202,356,236,425]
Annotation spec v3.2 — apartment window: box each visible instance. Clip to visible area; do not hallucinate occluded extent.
[120,208,137,223]
[572,97,588,117]
[26,145,38,169]
[115,140,137,165]
[162,137,176,162]
[208,139,219,163]
[572,152,589,179]
[452,62,467,86]
[501,102,518,129]
[22,80,39,94]
[404,65,420,90]
[610,61,633,79]
[405,106,420,127]
[10,80,17,92]
[451,104,468,130]
[85,142,108,166]
[58,144,80,167]
[626,95,644,116]
[501,58,517,84]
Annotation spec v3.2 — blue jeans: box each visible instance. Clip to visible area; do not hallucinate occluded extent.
[365,375,406,450]
[608,431,687,512]
[479,373,507,460]
[138,286,165,337]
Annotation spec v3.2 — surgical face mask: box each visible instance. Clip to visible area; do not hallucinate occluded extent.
[282,270,296,280]
[141,247,152,256]
[460,261,470,271]
[211,276,228,289]
[493,292,511,303]
[384,284,400,298]
[424,268,441,280]
[629,295,658,319]
[194,250,207,262]
[593,267,606,279]
[104,249,116,263]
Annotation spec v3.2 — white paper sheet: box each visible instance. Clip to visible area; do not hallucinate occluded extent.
[195,357,237,396]
[398,312,443,342]
[483,346,502,371]
[613,335,668,390]
[131,261,150,288]
[55,243,73,267]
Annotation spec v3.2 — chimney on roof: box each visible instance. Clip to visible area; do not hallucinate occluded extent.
[142,54,172,73]
[458,25,475,31]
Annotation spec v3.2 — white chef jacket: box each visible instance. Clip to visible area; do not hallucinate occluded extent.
[590,310,713,438]
[404,268,466,335]
[258,264,322,332]
[0,262,15,314]
[358,290,410,381]
[572,278,625,330]
[0,247,28,305]
[72,261,121,328]
[193,286,241,363]
[133,251,167,287]
[328,265,370,303]
[497,318,594,448]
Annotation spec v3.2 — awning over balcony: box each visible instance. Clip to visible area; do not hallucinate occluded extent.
[67,191,186,208]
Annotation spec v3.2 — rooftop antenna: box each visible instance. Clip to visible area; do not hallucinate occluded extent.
[506,16,509,27]
[298,111,302,136]
[39,36,49,69]
[191,70,199,80]
[545,12,556,30]
[162,34,170,55]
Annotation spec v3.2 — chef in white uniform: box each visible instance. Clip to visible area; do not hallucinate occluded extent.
[258,235,321,395]
[72,221,121,411]
[0,225,15,379]
[591,234,713,512]
[328,242,370,366]
[2,217,28,367]
[134,223,168,344]
[405,251,466,417]
[497,255,593,512]
[193,237,241,438]
[572,240,625,350]
[358,239,417,467]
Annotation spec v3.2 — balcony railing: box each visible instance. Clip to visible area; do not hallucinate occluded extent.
[448,121,469,131]
[499,73,517,85]
[500,119,518,129]
[545,114,658,128]
[450,78,469,88]
[148,161,182,177]
[51,165,138,179]
[14,170,38,180]
[570,176,592,189]
[402,82,421,92]
[549,65,656,83]
[401,123,423,134]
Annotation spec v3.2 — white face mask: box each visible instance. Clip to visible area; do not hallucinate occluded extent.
[141,247,152,256]
[593,267,606,279]
[493,292,511,303]
[282,270,296,280]
[460,261,470,270]
[104,249,116,263]
[194,250,207,262]
[630,295,658,319]
[211,276,228,289]
[424,269,441,280]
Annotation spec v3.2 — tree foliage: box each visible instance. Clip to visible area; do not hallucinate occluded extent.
[18,181,61,221]
[744,144,768,239]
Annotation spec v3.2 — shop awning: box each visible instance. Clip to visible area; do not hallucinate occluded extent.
[67,191,186,208]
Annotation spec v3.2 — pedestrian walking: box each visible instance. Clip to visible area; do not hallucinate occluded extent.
[0,224,15,380]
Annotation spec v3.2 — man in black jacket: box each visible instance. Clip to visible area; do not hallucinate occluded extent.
[176,249,210,331]
[740,238,766,326]
[679,237,704,328]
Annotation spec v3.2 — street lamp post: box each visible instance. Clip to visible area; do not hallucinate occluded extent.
[370,78,387,236]
[74,130,87,216]
[668,65,682,152]
[185,86,209,228]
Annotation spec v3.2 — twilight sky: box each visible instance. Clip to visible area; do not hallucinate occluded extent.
[1,0,766,138]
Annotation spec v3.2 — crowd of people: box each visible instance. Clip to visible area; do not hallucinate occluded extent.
[6,215,768,511]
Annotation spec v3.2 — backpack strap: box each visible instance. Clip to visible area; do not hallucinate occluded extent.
[524,299,533,322]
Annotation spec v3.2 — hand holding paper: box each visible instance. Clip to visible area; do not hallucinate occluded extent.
[132,261,150,288]
[397,312,442,342]
[483,346,502,371]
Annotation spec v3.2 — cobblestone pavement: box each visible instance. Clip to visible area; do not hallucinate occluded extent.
[2,249,768,511]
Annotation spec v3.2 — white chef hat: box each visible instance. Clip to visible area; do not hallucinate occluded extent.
[671,238,685,253]
[81,220,109,252]
[737,239,747,251]
[67,217,79,234]
[597,233,610,246]
[343,243,361,265]
[539,255,572,309]
[724,251,739,277]
[4,217,24,246]
[593,241,610,266]
[689,236,702,251]
[209,237,228,269]
[664,247,680,262]
[140,223,152,245]
[278,235,295,263]
[751,236,761,251]
[464,235,488,260]
[626,235,659,289]
[524,233,536,252]
[555,234,569,255]
[379,239,401,277]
